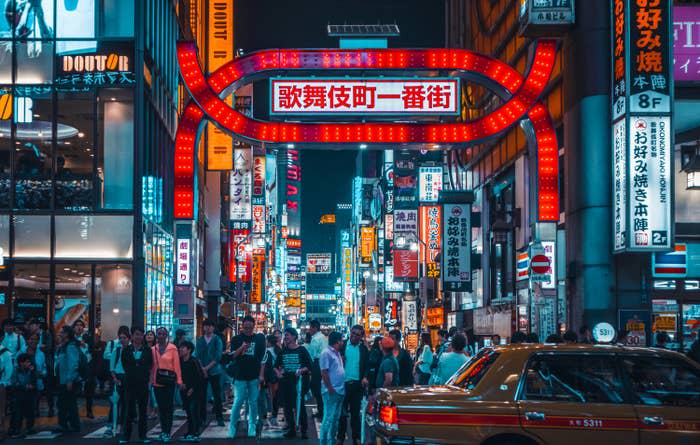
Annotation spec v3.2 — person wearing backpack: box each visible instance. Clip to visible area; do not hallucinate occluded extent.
[1,319,26,362]
[54,325,81,434]
[0,329,14,441]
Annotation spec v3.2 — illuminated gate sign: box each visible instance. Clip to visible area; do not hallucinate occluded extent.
[175,41,560,222]
[271,78,459,115]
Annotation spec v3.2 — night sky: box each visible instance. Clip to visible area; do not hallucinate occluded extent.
[235,0,446,253]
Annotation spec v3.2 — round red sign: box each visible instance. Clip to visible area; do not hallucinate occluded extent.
[530,254,551,274]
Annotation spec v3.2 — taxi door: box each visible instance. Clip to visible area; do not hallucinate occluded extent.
[517,353,638,445]
[618,353,700,445]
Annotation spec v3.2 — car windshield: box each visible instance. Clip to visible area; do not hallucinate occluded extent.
[446,348,500,390]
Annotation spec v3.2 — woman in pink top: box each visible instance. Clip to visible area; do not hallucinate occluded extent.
[151,327,183,443]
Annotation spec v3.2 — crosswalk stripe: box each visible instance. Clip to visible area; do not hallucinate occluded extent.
[24,431,61,440]
[83,426,112,439]
[146,419,186,438]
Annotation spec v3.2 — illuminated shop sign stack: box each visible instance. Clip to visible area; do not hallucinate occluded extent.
[611,0,673,252]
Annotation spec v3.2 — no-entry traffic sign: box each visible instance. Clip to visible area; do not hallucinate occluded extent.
[530,254,551,274]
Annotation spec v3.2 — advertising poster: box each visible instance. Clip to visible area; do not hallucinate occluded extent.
[230,148,253,220]
[674,6,700,82]
[14,299,47,325]
[384,297,401,329]
[306,253,332,274]
[54,297,89,334]
[619,309,649,347]
[393,249,419,281]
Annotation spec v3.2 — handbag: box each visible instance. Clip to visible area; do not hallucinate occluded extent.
[154,346,177,386]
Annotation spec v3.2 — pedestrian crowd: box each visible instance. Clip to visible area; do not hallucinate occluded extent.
[1,315,698,444]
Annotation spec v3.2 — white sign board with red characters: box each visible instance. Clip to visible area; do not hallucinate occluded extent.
[270,78,459,115]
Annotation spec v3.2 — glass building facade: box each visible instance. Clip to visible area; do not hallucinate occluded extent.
[0,0,182,339]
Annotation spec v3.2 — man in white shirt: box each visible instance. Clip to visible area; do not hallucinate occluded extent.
[319,332,345,445]
[1,319,26,361]
[307,320,328,418]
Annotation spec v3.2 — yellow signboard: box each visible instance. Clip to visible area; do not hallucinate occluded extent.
[249,255,263,304]
[653,315,676,332]
[360,227,375,264]
[206,1,234,170]
[320,214,336,224]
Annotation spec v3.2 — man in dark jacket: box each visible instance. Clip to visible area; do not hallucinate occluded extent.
[120,326,153,444]
[195,318,224,426]
[388,329,413,387]
[336,325,369,445]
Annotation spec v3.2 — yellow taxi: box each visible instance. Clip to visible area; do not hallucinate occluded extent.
[368,344,700,445]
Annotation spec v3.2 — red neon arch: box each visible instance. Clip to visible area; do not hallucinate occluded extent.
[175,42,559,220]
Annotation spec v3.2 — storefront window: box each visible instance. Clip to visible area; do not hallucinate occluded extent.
[0,215,8,262]
[56,0,96,39]
[14,87,52,210]
[95,264,131,340]
[98,88,133,209]
[652,299,679,349]
[682,304,700,353]
[15,41,54,84]
[12,263,50,326]
[56,91,94,211]
[144,222,173,332]
[13,215,50,257]
[0,44,10,84]
[55,215,133,258]
[101,0,134,37]
[54,264,92,334]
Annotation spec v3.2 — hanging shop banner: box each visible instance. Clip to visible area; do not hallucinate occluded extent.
[230,148,253,220]
[306,253,332,274]
[403,300,418,332]
[286,148,301,237]
[393,249,419,281]
[519,0,575,37]
[253,156,266,197]
[611,0,673,253]
[270,78,459,115]
[229,221,251,285]
[385,214,394,241]
[394,152,417,208]
[360,226,376,264]
[384,163,395,214]
[250,255,264,304]
[384,297,401,329]
[441,204,472,291]
[419,166,443,202]
[342,247,353,284]
[541,241,557,290]
[252,205,266,233]
[419,206,442,274]
[384,265,406,292]
[393,209,418,233]
[176,238,191,285]
[206,1,234,169]
[674,6,700,82]
[368,313,382,331]
[627,116,672,250]
[426,307,444,327]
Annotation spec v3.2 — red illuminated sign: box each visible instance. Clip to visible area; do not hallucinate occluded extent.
[271,78,458,115]
[175,42,559,221]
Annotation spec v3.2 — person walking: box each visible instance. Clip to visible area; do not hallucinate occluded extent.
[23,332,47,419]
[274,327,312,440]
[54,325,81,434]
[195,319,224,426]
[434,333,469,385]
[108,328,130,439]
[375,337,399,390]
[262,334,280,426]
[388,329,413,386]
[307,320,327,419]
[319,332,345,445]
[8,353,39,438]
[366,337,382,392]
[227,315,266,439]
[151,327,183,443]
[179,341,205,442]
[120,326,153,444]
[413,333,433,385]
[337,325,369,445]
[72,319,96,419]
[0,329,13,441]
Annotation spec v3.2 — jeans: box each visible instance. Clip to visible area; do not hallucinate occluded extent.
[338,381,363,442]
[182,391,202,436]
[228,379,259,437]
[153,384,175,436]
[311,359,324,415]
[122,385,149,440]
[200,373,223,421]
[280,376,308,435]
[320,392,344,445]
[0,385,6,437]
[57,384,80,432]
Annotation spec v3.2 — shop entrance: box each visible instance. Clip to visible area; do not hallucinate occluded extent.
[651,279,700,351]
